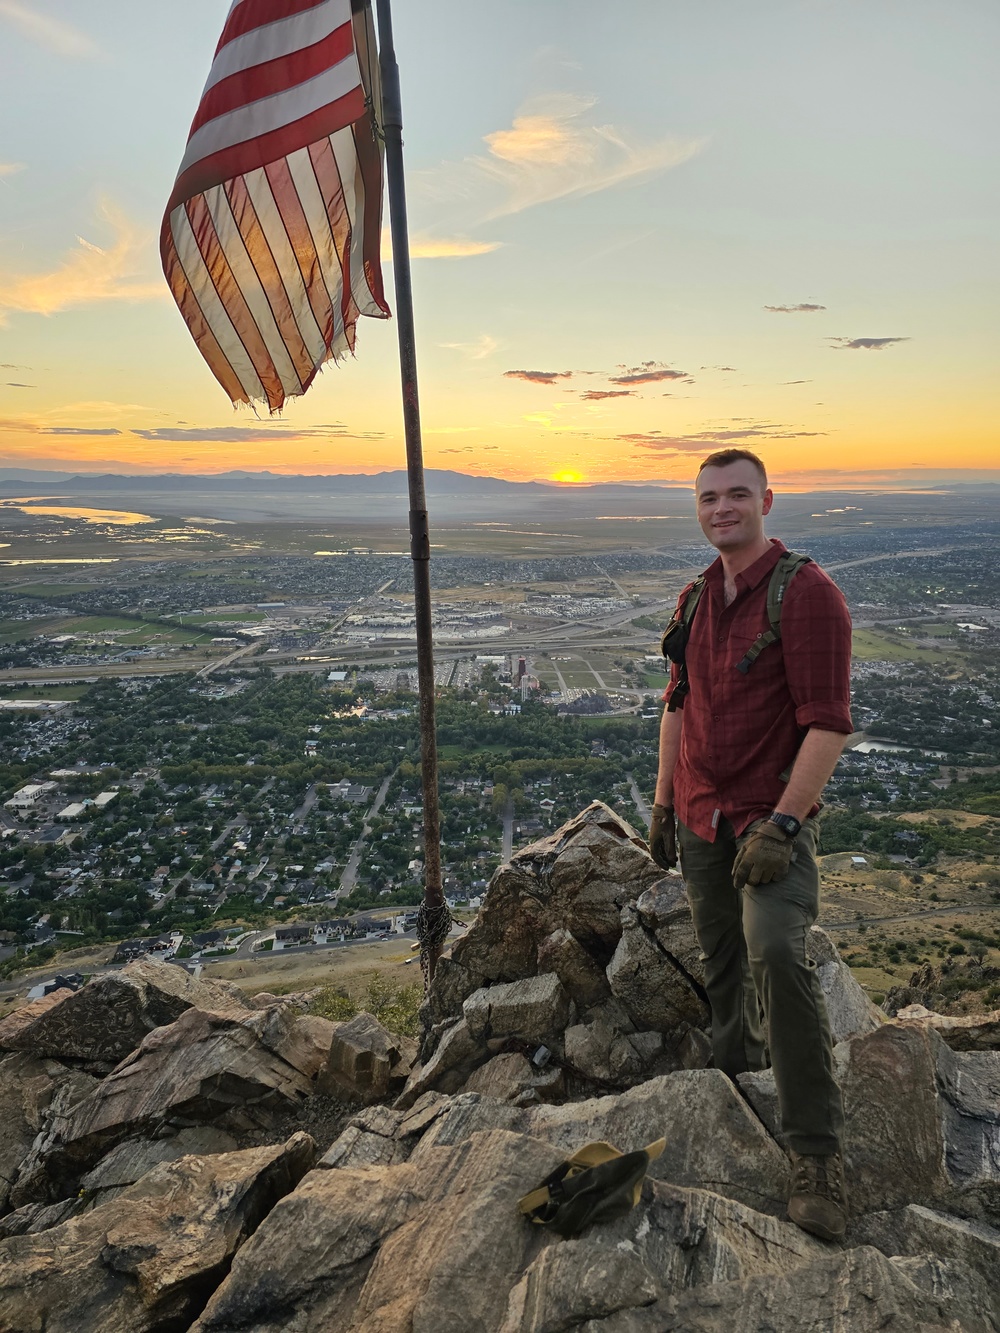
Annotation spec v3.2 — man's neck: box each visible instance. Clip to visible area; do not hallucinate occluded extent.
[717,534,774,582]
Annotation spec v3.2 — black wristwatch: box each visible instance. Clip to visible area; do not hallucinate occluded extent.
[768,812,801,839]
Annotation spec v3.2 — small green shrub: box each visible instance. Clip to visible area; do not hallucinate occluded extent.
[308,972,422,1038]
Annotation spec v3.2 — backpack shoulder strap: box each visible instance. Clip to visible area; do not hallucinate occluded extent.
[736,551,813,675]
[660,575,706,711]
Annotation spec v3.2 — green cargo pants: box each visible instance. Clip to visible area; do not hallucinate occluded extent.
[678,815,844,1156]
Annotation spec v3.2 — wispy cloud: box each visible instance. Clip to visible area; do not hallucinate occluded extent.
[621,421,826,452]
[580,389,634,401]
[504,369,572,385]
[439,445,500,454]
[0,200,163,323]
[131,425,383,444]
[381,231,501,261]
[827,336,910,350]
[4,382,34,388]
[0,0,99,57]
[0,162,25,179]
[440,334,498,360]
[610,362,691,386]
[44,427,122,436]
[764,303,826,313]
[419,93,705,223]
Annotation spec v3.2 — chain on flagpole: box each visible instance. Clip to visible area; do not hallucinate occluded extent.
[372,0,449,985]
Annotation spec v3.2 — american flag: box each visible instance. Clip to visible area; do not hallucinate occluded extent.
[161,0,390,412]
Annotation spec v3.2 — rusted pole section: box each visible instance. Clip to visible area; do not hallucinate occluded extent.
[374,0,447,983]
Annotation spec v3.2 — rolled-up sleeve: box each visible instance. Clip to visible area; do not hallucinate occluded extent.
[783,572,853,734]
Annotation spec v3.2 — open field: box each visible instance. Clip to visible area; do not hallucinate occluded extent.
[0,682,92,700]
[851,627,968,664]
[0,614,218,648]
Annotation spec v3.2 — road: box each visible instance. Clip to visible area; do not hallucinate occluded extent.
[502,794,514,862]
[627,773,651,830]
[586,659,609,690]
[549,658,570,694]
[339,769,395,895]
[293,783,319,824]
[211,817,245,853]
[197,641,259,678]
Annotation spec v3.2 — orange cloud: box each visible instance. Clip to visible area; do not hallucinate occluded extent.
[0,200,163,323]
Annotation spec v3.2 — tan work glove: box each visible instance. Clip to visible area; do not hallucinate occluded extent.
[648,804,677,870]
[733,821,794,888]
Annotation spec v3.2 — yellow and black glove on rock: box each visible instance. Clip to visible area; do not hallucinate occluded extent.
[648,804,677,870]
[733,821,794,887]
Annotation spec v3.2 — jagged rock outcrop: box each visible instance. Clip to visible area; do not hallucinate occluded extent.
[407,805,879,1109]
[0,960,251,1072]
[738,1019,1000,1223]
[0,1053,97,1212]
[9,1003,327,1206]
[0,803,998,1331]
[0,1132,315,1333]
[895,1002,1000,1050]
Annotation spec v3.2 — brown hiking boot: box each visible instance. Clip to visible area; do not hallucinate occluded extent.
[787,1151,848,1241]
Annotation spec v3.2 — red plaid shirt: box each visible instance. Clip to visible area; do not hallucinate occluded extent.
[664,539,853,841]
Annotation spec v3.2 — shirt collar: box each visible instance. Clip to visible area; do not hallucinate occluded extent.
[704,538,787,595]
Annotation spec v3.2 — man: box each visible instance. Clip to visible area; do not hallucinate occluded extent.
[648,447,853,1241]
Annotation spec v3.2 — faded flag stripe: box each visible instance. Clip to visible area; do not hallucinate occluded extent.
[161,0,388,411]
[167,207,265,403]
[241,166,328,365]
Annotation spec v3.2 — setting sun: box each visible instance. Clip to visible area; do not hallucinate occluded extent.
[551,470,585,484]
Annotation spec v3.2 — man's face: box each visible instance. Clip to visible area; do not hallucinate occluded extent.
[695,461,773,552]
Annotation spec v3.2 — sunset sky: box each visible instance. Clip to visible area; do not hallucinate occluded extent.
[0,0,996,485]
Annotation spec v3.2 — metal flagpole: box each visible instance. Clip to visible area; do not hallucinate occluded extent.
[373,0,448,984]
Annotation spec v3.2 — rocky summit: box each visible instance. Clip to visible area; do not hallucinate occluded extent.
[1,801,998,1332]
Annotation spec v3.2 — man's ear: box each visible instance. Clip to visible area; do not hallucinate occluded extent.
[762,488,774,516]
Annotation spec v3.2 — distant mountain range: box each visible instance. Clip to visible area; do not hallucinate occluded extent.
[0,468,690,498]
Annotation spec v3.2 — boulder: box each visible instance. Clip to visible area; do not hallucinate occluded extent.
[895,1003,1000,1051]
[463,973,570,1046]
[316,1011,415,1106]
[318,1094,448,1172]
[192,1129,565,1333]
[739,1021,1000,1222]
[78,1126,240,1201]
[0,990,74,1047]
[462,1052,536,1101]
[806,925,883,1042]
[10,1005,317,1207]
[0,1132,315,1333]
[536,927,611,1007]
[853,1203,1000,1290]
[605,1245,995,1332]
[0,961,250,1072]
[0,1053,97,1213]
[606,905,709,1050]
[564,1019,616,1085]
[635,877,707,994]
[397,1017,485,1108]
[425,803,661,1031]
[411,1072,791,1217]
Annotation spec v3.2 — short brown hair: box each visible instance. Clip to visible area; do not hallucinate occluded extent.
[697,448,767,489]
